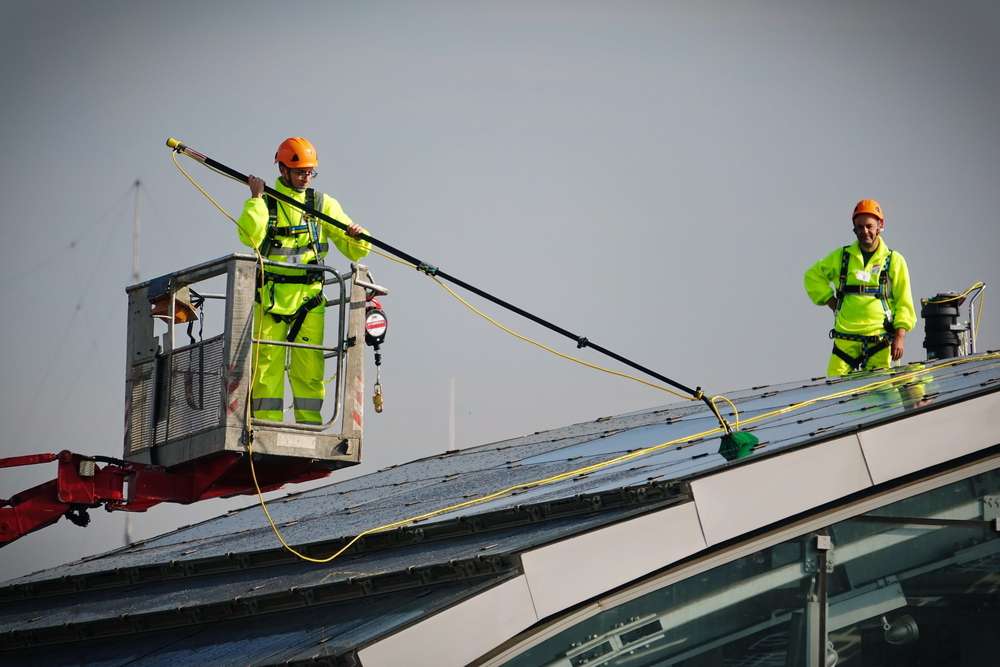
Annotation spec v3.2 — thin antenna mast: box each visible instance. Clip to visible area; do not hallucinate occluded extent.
[131,179,141,283]
[126,179,140,545]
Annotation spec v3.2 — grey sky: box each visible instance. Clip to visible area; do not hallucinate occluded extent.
[2,1,998,580]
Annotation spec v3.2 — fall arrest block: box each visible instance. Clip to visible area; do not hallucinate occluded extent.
[365,297,388,413]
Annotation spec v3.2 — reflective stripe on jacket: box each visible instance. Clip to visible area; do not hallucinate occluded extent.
[804,238,916,336]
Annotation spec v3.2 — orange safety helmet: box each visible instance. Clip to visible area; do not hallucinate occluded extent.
[275,137,318,169]
[852,199,884,222]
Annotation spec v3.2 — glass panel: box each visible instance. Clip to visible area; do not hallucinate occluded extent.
[825,471,1000,666]
[506,536,817,665]
[503,468,1000,666]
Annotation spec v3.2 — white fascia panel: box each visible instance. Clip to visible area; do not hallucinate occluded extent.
[521,502,706,619]
[860,391,1000,485]
[357,575,537,667]
[691,435,873,546]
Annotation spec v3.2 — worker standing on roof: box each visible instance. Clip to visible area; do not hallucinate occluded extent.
[804,199,916,377]
[238,137,371,424]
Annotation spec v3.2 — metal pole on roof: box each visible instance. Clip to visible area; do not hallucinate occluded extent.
[448,377,457,453]
[126,178,141,547]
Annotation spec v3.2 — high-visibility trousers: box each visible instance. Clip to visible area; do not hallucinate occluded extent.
[826,337,892,378]
[250,302,325,424]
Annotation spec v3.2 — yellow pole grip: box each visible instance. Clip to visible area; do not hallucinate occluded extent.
[165,137,184,150]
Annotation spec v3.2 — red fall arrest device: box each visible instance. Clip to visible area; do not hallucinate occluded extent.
[365,298,387,412]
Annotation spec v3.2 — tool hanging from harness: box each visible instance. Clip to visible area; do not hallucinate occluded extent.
[257,188,328,342]
[830,246,894,371]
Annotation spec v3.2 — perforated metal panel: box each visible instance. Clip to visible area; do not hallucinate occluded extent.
[152,335,226,445]
[126,337,226,453]
[126,361,155,455]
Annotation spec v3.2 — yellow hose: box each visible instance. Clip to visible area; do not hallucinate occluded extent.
[170,149,999,567]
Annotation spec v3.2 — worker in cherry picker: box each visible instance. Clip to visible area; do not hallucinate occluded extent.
[238,137,371,423]
[804,199,915,377]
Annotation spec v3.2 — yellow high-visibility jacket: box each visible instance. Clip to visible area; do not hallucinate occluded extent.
[804,238,916,336]
[236,179,371,316]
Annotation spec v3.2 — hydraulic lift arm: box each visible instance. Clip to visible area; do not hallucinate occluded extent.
[1,451,127,545]
[0,450,325,548]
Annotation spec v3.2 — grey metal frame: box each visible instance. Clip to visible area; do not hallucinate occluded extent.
[248,258,348,431]
[123,253,373,470]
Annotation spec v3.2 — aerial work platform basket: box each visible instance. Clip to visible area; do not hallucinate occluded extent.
[124,254,380,473]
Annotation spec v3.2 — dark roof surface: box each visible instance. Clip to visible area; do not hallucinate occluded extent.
[2,353,998,663]
[3,578,504,667]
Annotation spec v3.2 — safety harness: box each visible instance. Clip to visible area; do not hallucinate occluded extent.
[258,188,327,341]
[830,245,895,371]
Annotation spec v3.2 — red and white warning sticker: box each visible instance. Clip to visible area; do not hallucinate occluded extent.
[365,312,387,335]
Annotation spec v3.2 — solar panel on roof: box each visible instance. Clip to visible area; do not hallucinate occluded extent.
[2,354,998,665]
[5,355,998,586]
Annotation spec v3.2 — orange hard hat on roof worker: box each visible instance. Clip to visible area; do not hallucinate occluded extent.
[853,199,884,222]
[275,137,318,169]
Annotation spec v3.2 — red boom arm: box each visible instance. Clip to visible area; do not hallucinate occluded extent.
[0,451,331,547]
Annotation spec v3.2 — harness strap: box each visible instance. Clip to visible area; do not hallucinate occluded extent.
[261,195,279,258]
[830,329,890,371]
[253,270,324,305]
[831,335,890,372]
[258,271,324,285]
[260,189,328,262]
[829,330,889,344]
[284,293,325,342]
[268,243,330,257]
[834,247,895,333]
[271,224,312,235]
[877,251,894,332]
[838,285,884,296]
[831,344,860,370]
[304,188,324,264]
[835,245,850,312]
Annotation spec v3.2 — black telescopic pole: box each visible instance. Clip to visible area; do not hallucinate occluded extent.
[166,138,709,404]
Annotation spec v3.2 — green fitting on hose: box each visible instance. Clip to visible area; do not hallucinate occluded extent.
[718,431,760,461]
